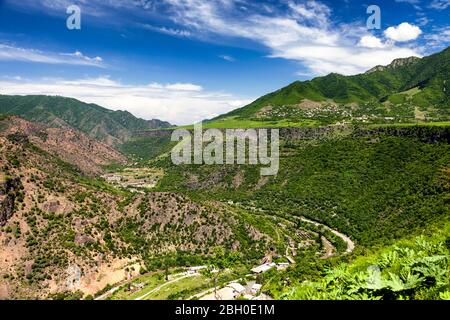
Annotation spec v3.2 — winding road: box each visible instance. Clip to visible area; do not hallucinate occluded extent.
[96,214,355,301]
[190,217,355,300]
[299,216,355,254]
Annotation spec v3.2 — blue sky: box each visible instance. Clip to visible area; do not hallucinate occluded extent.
[0,0,448,124]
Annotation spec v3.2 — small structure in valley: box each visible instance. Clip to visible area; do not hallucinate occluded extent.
[188,266,207,274]
[251,283,262,295]
[227,282,246,294]
[251,263,276,274]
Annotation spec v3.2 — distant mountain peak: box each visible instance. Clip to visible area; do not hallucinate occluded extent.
[366,56,421,74]
[212,46,449,124]
[146,118,173,129]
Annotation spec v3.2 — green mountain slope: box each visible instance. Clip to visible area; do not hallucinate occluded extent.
[151,123,450,300]
[155,125,450,246]
[0,95,172,145]
[0,117,280,299]
[273,221,450,300]
[213,46,450,126]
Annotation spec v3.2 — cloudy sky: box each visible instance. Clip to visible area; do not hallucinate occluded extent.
[0,0,449,124]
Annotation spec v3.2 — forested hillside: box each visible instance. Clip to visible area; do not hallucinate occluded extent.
[0,116,278,299]
[212,47,450,126]
[155,125,450,246]
[0,95,171,146]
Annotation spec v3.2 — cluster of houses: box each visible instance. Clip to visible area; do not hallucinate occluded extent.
[258,102,408,124]
[258,103,353,120]
[200,281,266,300]
[197,260,291,300]
[101,168,162,192]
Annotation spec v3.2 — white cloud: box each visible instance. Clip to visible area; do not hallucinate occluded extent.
[159,27,191,37]
[395,0,420,3]
[424,26,450,49]
[288,0,331,28]
[5,0,425,76]
[416,16,430,26]
[272,45,420,75]
[60,51,103,63]
[142,24,192,37]
[358,36,385,48]
[429,0,450,10]
[219,55,235,62]
[394,0,422,10]
[157,0,422,75]
[384,22,422,42]
[164,83,203,91]
[0,77,252,125]
[0,44,104,67]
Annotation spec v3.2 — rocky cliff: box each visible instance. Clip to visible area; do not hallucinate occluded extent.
[0,176,22,226]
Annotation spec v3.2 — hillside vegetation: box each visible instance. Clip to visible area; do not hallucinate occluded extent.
[155,125,450,246]
[277,222,450,300]
[0,46,449,301]
[0,95,171,145]
[150,124,450,300]
[211,47,450,127]
[0,118,282,299]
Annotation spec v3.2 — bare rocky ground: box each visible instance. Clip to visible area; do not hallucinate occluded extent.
[0,115,352,299]
[2,116,127,175]
[0,116,275,299]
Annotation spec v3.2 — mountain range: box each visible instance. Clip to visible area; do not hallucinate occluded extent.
[1,47,449,136]
[214,46,450,125]
[0,46,449,300]
[0,95,172,146]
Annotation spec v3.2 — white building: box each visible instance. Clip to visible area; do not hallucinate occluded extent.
[277,262,290,270]
[227,282,246,294]
[251,263,276,274]
[188,266,207,274]
[251,283,262,294]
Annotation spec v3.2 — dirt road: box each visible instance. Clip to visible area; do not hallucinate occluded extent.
[299,216,355,254]
[134,273,201,300]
